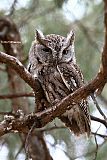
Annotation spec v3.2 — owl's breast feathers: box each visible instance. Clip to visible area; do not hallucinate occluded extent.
[38,62,91,136]
[38,62,83,103]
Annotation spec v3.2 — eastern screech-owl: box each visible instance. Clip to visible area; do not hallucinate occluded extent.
[28,30,91,136]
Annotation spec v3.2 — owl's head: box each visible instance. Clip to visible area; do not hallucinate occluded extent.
[34,30,76,64]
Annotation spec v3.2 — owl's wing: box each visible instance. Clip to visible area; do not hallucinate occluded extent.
[58,62,91,136]
[58,62,84,90]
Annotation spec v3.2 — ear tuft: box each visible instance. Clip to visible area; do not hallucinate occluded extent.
[35,29,52,48]
[35,29,45,41]
[62,30,75,50]
[35,29,49,47]
[66,30,75,45]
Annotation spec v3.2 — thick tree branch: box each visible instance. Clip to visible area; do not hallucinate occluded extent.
[0,110,106,138]
[0,51,43,93]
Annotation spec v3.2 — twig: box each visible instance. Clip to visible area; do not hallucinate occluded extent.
[0,92,34,99]
[73,139,107,160]
[15,143,24,159]
[0,40,21,44]
[91,115,107,128]
[25,122,36,160]
[92,132,107,139]
[91,94,107,122]
[47,140,73,160]
[8,0,17,16]
[93,126,101,160]
[38,126,66,132]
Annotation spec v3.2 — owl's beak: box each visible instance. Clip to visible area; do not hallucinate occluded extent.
[52,51,57,59]
[52,51,59,64]
[58,51,62,60]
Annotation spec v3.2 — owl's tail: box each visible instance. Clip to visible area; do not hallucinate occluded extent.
[59,107,91,136]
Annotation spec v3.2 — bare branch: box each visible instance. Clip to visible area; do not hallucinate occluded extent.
[8,0,17,16]
[15,144,24,159]
[93,126,101,160]
[0,92,34,99]
[91,95,107,122]
[39,126,66,132]
[0,51,42,93]
[91,115,107,128]
[0,40,21,44]
[92,132,107,139]
[25,122,36,159]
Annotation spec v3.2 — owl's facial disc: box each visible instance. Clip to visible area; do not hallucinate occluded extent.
[35,29,75,64]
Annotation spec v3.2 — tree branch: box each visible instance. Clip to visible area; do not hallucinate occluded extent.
[8,0,17,16]
[0,92,34,99]
[91,115,107,128]
[0,51,43,93]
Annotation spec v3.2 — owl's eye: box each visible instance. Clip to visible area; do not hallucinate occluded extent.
[42,47,51,53]
[63,49,68,55]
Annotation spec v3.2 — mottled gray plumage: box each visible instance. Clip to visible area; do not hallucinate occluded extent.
[28,30,91,136]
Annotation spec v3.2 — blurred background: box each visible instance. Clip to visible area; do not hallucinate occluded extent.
[0,0,107,160]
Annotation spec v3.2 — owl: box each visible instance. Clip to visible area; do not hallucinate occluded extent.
[28,30,91,136]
